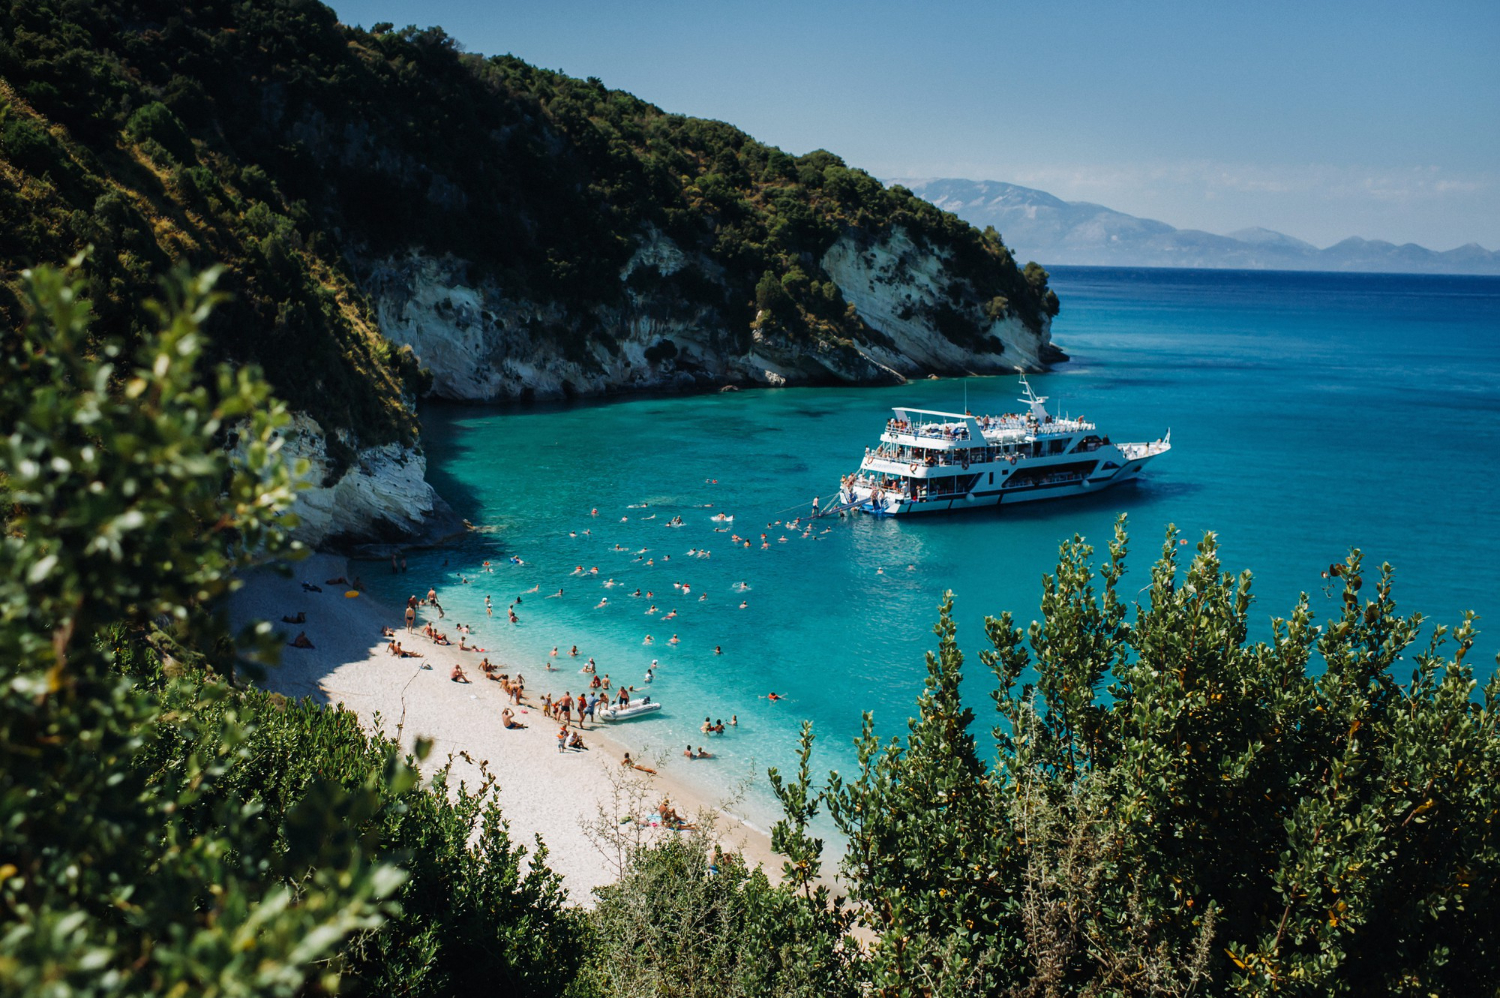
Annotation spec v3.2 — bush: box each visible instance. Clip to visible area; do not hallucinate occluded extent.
[125,101,194,162]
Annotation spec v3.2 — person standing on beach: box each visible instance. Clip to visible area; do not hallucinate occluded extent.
[404,603,416,633]
[557,725,568,753]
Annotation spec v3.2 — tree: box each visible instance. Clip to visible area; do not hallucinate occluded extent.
[796,517,1500,997]
[0,257,409,995]
[0,259,585,997]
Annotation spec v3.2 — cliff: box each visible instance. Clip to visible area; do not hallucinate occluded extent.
[0,0,1063,543]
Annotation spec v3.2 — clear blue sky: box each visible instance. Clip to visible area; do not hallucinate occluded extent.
[330,0,1498,249]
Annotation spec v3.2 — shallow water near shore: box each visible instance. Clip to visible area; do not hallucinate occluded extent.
[360,266,1500,832]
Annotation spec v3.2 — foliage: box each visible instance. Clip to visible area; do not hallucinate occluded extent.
[800,517,1500,996]
[0,260,579,996]
[585,830,857,998]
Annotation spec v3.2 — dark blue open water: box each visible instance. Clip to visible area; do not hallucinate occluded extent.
[359,267,1500,829]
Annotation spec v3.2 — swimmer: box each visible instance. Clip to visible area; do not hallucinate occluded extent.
[643,635,654,645]
[549,589,564,598]
[550,647,558,658]
[734,582,751,591]
[591,508,598,516]
[714,645,722,655]
[730,714,737,726]
[698,594,707,601]
[570,645,579,657]
[767,692,783,701]
[646,605,657,615]
[739,601,748,609]
[908,564,916,571]
[524,585,540,593]
[595,597,609,608]
[663,610,677,620]
[631,589,642,597]
[569,531,577,538]
[621,517,629,523]
[669,634,679,645]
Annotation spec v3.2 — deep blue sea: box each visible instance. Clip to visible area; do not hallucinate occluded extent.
[359,267,1500,830]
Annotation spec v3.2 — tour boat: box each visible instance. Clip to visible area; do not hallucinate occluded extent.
[833,375,1170,516]
[598,699,662,721]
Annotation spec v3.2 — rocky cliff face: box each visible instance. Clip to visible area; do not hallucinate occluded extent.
[359,225,1057,403]
[245,414,461,549]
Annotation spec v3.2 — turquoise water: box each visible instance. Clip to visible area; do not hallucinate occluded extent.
[360,267,1500,830]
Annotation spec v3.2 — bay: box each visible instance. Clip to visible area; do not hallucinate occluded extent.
[359,266,1500,830]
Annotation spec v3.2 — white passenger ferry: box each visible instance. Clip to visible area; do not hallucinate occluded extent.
[835,375,1170,516]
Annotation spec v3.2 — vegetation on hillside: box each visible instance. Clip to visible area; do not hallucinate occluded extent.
[0,0,1058,449]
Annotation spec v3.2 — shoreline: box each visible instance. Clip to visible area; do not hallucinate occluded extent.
[228,552,789,902]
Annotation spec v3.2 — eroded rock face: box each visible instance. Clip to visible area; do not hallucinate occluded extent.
[359,225,1056,403]
[242,413,456,548]
[819,227,1051,374]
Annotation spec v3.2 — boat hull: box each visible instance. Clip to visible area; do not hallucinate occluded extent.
[846,458,1160,517]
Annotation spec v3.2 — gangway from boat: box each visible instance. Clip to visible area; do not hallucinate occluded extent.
[812,496,861,518]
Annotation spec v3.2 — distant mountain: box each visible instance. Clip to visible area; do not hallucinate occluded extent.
[894,179,1500,275]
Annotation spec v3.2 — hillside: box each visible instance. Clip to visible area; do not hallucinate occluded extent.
[0,2,1061,541]
[901,178,1500,275]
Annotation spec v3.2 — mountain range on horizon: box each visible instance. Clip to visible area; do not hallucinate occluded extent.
[895,178,1500,276]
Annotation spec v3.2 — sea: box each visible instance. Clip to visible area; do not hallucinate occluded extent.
[357,266,1500,833]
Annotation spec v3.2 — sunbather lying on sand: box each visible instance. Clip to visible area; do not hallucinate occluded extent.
[620,752,657,775]
[657,799,695,830]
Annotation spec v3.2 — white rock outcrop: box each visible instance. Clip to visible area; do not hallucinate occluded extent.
[242,413,442,548]
[819,226,1050,373]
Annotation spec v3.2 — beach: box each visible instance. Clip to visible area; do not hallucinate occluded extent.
[228,551,785,902]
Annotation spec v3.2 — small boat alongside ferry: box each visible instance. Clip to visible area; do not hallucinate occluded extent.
[836,375,1170,516]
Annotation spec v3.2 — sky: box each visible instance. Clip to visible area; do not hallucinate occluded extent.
[329,0,1499,249]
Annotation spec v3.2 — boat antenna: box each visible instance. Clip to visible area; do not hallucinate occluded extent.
[963,378,968,414]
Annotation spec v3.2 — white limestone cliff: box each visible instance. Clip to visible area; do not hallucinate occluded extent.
[359,224,1056,403]
[240,413,451,548]
[818,226,1051,373]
